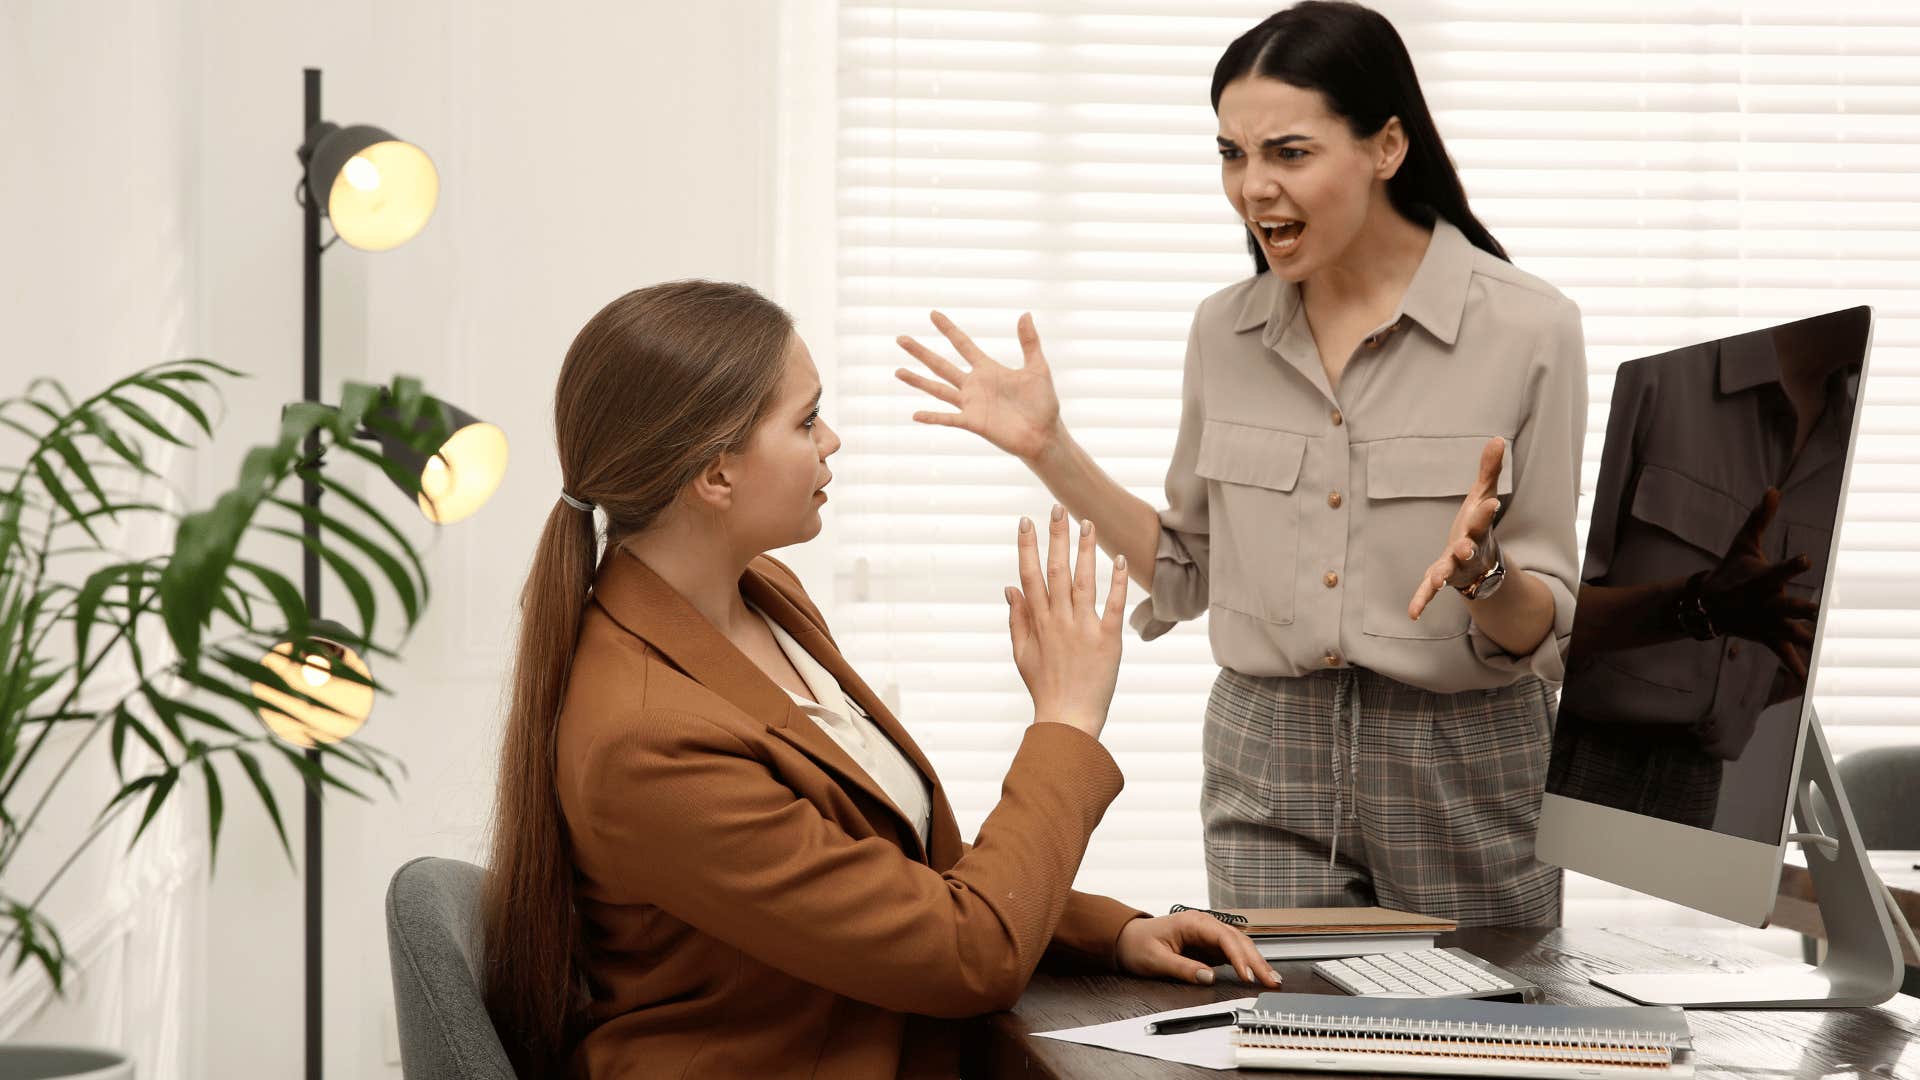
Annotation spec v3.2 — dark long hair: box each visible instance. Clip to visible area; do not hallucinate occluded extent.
[1211,1,1507,273]
[480,280,794,1076]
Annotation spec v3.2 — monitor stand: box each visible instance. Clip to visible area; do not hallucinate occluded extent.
[1590,709,1904,1008]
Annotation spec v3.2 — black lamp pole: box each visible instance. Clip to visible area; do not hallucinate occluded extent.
[300,64,326,1080]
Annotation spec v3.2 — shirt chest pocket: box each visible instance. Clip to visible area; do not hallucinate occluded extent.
[1624,464,1748,573]
[1362,435,1513,641]
[1195,419,1308,625]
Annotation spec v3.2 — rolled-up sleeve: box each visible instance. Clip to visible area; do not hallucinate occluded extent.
[1468,298,1588,684]
[1130,311,1213,641]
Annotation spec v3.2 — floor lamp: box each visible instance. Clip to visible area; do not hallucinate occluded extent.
[287,67,507,1080]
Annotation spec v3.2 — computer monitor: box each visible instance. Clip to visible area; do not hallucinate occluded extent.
[1535,305,1904,1007]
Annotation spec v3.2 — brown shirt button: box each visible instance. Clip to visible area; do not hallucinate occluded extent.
[1324,571,1339,589]
[1330,409,1344,426]
[1327,491,1343,509]
[1728,642,1741,659]
[1324,651,1341,667]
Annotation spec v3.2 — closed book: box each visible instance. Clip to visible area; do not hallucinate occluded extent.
[1255,933,1437,961]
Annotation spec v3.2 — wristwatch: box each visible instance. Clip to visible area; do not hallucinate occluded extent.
[1455,553,1507,601]
[1676,570,1718,641]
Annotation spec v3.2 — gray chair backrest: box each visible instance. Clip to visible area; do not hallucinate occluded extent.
[385,856,520,1080]
[1838,745,1920,850]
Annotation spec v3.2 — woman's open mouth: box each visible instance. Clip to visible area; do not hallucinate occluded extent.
[1251,218,1305,255]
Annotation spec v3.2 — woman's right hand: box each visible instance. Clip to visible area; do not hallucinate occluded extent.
[896,311,1063,463]
[1699,487,1819,679]
[1005,505,1128,739]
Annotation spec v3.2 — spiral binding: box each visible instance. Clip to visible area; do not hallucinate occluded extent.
[1232,1007,1678,1068]
[1169,903,1248,927]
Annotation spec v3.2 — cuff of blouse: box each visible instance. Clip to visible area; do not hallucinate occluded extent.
[1466,568,1576,685]
[1128,525,1202,642]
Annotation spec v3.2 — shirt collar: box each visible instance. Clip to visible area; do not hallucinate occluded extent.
[1231,218,1478,346]
[755,604,851,717]
[1717,328,1781,394]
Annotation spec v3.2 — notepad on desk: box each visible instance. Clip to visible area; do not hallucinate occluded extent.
[1231,992,1694,1077]
[1216,905,1456,960]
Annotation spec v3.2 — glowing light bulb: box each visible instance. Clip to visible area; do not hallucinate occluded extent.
[343,155,382,192]
[251,635,373,748]
[301,653,333,689]
[421,454,453,500]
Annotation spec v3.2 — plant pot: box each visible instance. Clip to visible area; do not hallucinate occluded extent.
[0,1046,133,1080]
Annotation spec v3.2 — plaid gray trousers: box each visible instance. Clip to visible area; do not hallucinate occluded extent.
[1200,665,1563,927]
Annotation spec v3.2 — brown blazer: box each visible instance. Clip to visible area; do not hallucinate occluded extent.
[555,547,1146,1078]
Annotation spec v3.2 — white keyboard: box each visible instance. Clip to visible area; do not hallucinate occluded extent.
[1312,947,1537,1002]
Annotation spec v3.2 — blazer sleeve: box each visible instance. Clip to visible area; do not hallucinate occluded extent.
[950,840,1149,972]
[1044,890,1150,973]
[1130,306,1213,641]
[575,714,1126,1018]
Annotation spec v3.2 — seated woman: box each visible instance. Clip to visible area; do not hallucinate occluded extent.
[480,280,1278,1078]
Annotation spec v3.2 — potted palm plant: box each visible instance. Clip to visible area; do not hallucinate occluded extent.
[1,359,478,1076]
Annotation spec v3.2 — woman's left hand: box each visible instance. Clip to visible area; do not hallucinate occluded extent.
[1115,911,1282,987]
[1408,436,1506,620]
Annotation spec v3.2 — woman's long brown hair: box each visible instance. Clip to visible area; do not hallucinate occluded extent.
[481,280,793,1075]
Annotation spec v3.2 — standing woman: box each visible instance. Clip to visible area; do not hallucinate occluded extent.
[896,1,1585,926]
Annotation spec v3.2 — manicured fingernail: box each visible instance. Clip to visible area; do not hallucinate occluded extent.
[1267,968,1280,982]
[1196,967,1215,985]
[1052,504,1065,521]
[1020,517,1032,534]
[1081,520,1091,537]
[1004,586,1015,605]
[1117,555,1128,571]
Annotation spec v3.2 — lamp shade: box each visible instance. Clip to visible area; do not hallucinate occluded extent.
[251,622,374,748]
[371,399,509,525]
[304,122,439,252]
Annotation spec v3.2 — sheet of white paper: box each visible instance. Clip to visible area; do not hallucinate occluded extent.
[1031,996,1258,1070]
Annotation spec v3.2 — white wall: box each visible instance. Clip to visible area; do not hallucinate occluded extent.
[0,0,208,1075]
[6,0,791,1075]
[189,1,785,1076]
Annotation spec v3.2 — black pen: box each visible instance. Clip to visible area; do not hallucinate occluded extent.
[1143,1010,1238,1036]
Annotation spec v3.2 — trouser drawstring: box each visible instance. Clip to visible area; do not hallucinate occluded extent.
[1328,668,1362,868]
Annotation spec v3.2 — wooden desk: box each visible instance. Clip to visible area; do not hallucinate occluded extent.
[1774,849,1920,967]
[987,928,1920,1078]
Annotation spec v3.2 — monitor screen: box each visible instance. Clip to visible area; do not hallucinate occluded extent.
[1547,307,1868,846]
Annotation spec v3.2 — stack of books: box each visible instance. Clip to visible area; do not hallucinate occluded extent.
[1181,905,1457,960]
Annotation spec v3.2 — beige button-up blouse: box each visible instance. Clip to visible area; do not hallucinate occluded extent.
[1130,220,1588,694]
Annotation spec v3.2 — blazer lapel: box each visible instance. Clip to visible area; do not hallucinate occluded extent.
[741,567,967,867]
[591,548,946,862]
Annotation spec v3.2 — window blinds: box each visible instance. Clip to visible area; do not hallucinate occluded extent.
[829,0,1920,921]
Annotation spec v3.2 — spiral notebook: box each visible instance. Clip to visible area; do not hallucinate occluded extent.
[1232,993,1694,1077]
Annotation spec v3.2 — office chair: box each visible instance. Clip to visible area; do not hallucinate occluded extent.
[385,856,520,1079]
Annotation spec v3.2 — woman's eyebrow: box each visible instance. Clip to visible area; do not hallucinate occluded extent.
[1216,134,1311,149]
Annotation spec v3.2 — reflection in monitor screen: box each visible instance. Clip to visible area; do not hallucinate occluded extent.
[1547,307,1868,845]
